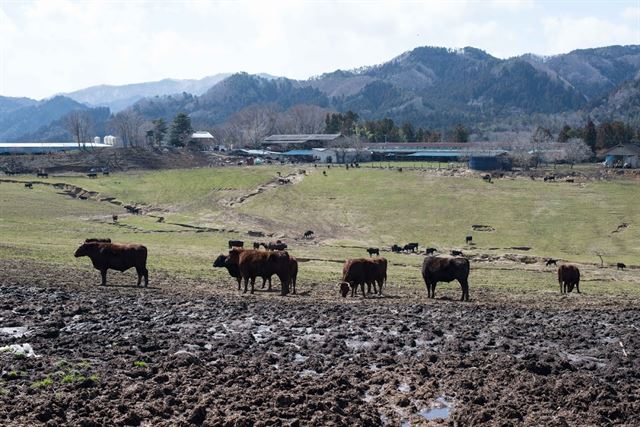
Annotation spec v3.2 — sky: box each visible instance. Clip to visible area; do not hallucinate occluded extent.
[1,0,639,99]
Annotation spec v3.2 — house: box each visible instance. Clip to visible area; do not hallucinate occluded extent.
[602,144,640,168]
[191,131,216,149]
[262,134,345,151]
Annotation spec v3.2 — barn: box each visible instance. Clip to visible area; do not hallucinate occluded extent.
[603,144,640,168]
[262,134,345,151]
[0,142,113,154]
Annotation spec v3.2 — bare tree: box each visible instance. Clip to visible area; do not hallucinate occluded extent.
[224,104,278,147]
[563,138,592,167]
[64,111,92,149]
[285,105,330,134]
[109,110,145,148]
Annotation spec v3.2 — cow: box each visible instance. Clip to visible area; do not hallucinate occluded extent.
[404,243,419,252]
[24,183,33,189]
[261,241,287,251]
[87,173,98,178]
[213,252,271,290]
[227,248,291,295]
[425,247,437,255]
[125,205,141,215]
[339,258,387,297]
[558,265,580,294]
[391,244,403,253]
[304,230,314,239]
[74,241,148,287]
[482,174,492,182]
[228,240,244,249]
[450,250,463,256]
[37,172,48,178]
[253,242,260,250]
[112,214,118,222]
[617,262,626,270]
[367,247,380,256]
[465,235,473,244]
[543,175,555,182]
[545,259,558,267]
[323,171,327,176]
[421,256,470,301]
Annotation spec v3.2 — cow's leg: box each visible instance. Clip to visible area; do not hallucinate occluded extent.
[575,282,580,294]
[460,279,469,301]
[236,277,241,291]
[351,282,357,297]
[250,277,256,294]
[243,277,249,293]
[370,281,378,295]
[268,277,272,291]
[143,268,148,287]
[135,266,143,287]
[291,277,296,294]
[360,282,366,298]
[100,269,107,286]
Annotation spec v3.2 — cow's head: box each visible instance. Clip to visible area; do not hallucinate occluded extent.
[74,243,91,257]
[339,282,350,298]
[212,254,228,268]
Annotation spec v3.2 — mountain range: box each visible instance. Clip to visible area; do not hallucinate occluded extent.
[2,45,639,142]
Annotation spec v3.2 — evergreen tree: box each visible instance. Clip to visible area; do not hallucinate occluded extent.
[558,124,572,142]
[169,113,193,147]
[583,119,597,151]
[452,124,469,142]
[152,118,168,146]
[400,122,416,142]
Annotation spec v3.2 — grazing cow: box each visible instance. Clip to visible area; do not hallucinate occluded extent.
[228,240,244,249]
[545,259,558,267]
[566,179,574,183]
[87,173,98,178]
[558,265,580,294]
[24,183,33,189]
[102,170,110,176]
[213,252,271,290]
[367,247,380,256]
[617,262,626,270]
[543,175,555,182]
[304,230,314,239]
[37,172,48,178]
[253,242,260,250]
[425,247,437,255]
[339,258,387,297]
[465,235,473,244]
[422,256,470,301]
[391,244,403,253]
[84,238,111,243]
[323,171,327,176]
[261,241,287,251]
[227,248,291,295]
[112,214,118,222]
[278,178,291,184]
[74,241,148,287]
[156,216,164,223]
[450,250,463,256]
[125,205,141,215]
[482,174,492,183]
[398,167,403,172]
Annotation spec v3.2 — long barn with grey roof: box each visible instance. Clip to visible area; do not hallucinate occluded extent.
[262,134,345,150]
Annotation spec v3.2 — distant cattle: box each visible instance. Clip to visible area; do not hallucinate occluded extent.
[465,235,473,244]
[617,262,626,270]
[425,247,437,255]
[545,259,558,267]
[543,175,555,182]
[367,247,380,256]
[304,230,314,239]
[253,242,260,250]
[87,173,97,178]
[558,264,580,294]
[566,179,574,183]
[228,240,244,249]
[24,183,33,189]
[391,244,403,253]
[227,248,291,295]
[125,205,141,215]
[102,170,110,176]
[323,171,327,176]
[112,214,118,222]
[278,178,291,184]
[261,241,287,251]
[450,250,463,257]
[37,172,48,178]
[422,256,470,301]
[339,258,387,297]
[404,242,419,252]
[74,241,148,287]
[482,174,492,182]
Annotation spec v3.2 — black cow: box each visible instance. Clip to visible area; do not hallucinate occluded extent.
[228,240,244,249]
[37,172,48,178]
[546,259,558,267]
[422,256,470,301]
[450,250,463,256]
[558,265,580,294]
[391,244,403,253]
[465,235,473,244]
[112,214,118,222]
[617,262,626,270]
[304,230,314,239]
[425,247,437,255]
[404,243,419,252]
[367,247,380,256]
[253,242,260,250]
[24,183,33,189]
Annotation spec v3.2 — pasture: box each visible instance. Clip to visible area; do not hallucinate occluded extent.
[1,164,639,425]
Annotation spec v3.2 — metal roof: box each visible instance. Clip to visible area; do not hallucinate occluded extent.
[602,144,640,156]
[281,149,316,156]
[191,131,214,139]
[263,134,343,144]
[406,150,507,158]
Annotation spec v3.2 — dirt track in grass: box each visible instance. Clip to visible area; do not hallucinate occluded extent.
[1,259,639,426]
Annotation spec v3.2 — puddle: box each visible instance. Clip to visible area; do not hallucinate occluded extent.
[418,396,453,420]
[0,326,29,338]
[0,343,39,358]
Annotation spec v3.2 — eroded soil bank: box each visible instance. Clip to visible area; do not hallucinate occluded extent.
[0,260,639,426]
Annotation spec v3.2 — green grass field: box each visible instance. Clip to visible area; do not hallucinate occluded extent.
[1,165,639,296]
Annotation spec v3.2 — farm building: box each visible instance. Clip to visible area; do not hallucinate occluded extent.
[191,131,215,149]
[603,144,640,168]
[262,134,345,151]
[0,142,113,154]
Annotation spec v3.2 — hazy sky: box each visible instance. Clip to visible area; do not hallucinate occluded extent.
[1,0,639,99]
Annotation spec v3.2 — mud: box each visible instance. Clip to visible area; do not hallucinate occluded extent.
[1,259,639,426]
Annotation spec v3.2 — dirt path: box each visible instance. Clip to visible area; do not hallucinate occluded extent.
[1,259,639,426]
[225,170,307,207]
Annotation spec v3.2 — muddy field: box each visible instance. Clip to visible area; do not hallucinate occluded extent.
[1,259,639,426]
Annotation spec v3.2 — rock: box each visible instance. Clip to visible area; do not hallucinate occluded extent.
[187,405,207,425]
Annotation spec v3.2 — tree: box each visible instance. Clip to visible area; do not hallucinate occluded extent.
[110,110,144,148]
[64,110,92,149]
[557,124,572,142]
[324,111,358,135]
[169,112,193,147]
[400,122,416,142]
[452,124,469,142]
[583,119,597,151]
[151,118,168,146]
[563,138,593,166]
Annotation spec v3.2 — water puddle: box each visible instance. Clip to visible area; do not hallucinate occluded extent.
[0,343,39,358]
[418,396,453,420]
[0,326,29,338]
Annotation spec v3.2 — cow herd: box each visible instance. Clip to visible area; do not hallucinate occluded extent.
[73,237,588,301]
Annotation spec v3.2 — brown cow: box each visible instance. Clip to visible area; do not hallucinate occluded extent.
[366,257,387,295]
[421,256,470,301]
[74,241,148,287]
[227,248,291,295]
[339,258,387,297]
[558,264,580,294]
[213,251,271,290]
